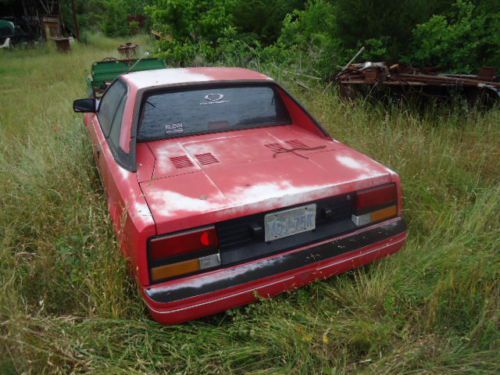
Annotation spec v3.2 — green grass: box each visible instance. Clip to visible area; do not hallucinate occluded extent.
[0,35,499,374]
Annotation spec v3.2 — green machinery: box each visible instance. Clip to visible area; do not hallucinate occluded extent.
[87,57,166,97]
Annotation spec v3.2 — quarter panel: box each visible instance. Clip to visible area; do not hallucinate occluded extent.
[84,112,156,286]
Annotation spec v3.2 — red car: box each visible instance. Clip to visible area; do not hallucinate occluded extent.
[73,67,407,324]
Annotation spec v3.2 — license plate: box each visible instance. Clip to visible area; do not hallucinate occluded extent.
[264,204,316,242]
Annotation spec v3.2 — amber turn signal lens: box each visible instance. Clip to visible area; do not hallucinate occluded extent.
[151,259,200,281]
[150,253,221,282]
[352,205,398,226]
[371,205,397,222]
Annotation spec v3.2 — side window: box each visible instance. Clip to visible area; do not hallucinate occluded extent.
[109,94,127,151]
[98,81,126,137]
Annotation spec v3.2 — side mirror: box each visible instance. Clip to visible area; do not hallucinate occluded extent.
[73,98,97,113]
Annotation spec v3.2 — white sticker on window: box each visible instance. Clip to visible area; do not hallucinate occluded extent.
[200,93,229,105]
[165,122,184,134]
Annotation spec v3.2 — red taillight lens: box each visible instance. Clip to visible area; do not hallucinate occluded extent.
[149,226,219,262]
[355,183,397,213]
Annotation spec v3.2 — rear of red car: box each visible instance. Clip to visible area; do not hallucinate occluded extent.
[141,179,406,323]
[122,69,407,324]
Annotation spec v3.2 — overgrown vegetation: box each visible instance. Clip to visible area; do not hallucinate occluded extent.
[145,0,499,78]
[6,0,497,74]
[58,0,153,37]
[3,0,498,74]
[0,35,498,373]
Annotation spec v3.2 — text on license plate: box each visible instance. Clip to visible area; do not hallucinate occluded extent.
[264,204,317,242]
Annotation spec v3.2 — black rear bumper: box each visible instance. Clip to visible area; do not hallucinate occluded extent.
[146,218,406,303]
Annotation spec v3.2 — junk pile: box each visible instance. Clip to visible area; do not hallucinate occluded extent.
[336,62,499,104]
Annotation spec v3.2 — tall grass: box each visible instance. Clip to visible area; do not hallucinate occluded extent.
[0,35,499,374]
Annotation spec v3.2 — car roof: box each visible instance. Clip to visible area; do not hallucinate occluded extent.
[121,67,273,90]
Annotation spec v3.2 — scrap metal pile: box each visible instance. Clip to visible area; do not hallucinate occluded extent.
[336,62,499,103]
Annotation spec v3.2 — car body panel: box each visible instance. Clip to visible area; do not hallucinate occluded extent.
[84,112,156,285]
[140,125,334,181]
[137,122,397,235]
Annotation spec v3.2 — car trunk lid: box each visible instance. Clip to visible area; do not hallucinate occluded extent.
[138,126,395,235]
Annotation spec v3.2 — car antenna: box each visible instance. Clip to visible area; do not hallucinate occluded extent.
[127,51,151,73]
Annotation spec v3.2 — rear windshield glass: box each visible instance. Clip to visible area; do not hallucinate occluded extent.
[138,84,290,141]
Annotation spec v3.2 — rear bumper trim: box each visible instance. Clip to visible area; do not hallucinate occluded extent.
[146,218,406,304]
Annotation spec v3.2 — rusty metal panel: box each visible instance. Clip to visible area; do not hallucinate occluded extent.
[336,61,499,102]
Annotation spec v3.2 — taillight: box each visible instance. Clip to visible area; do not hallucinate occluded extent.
[352,183,398,226]
[150,227,218,261]
[148,226,220,283]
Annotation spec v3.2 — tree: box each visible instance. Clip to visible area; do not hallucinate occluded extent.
[411,0,500,71]
[231,0,306,44]
[335,0,455,61]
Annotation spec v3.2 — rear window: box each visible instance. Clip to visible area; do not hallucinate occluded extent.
[138,84,290,141]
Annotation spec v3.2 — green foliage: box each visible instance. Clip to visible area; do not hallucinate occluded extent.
[60,0,151,37]
[145,0,498,76]
[411,0,500,72]
[149,0,233,43]
[45,0,500,75]
[101,0,132,37]
[59,0,103,34]
[231,0,306,44]
[101,0,153,37]
[146,0,307,66]
[274,0,340,77]
[334,0,437,61]
[146,0,235,65]
[72,0,500,75]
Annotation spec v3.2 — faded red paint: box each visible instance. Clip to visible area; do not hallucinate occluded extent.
[80,67,407,324]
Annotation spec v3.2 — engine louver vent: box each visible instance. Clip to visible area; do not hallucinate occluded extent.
[195,153,219,165]
[170,155,194,169]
